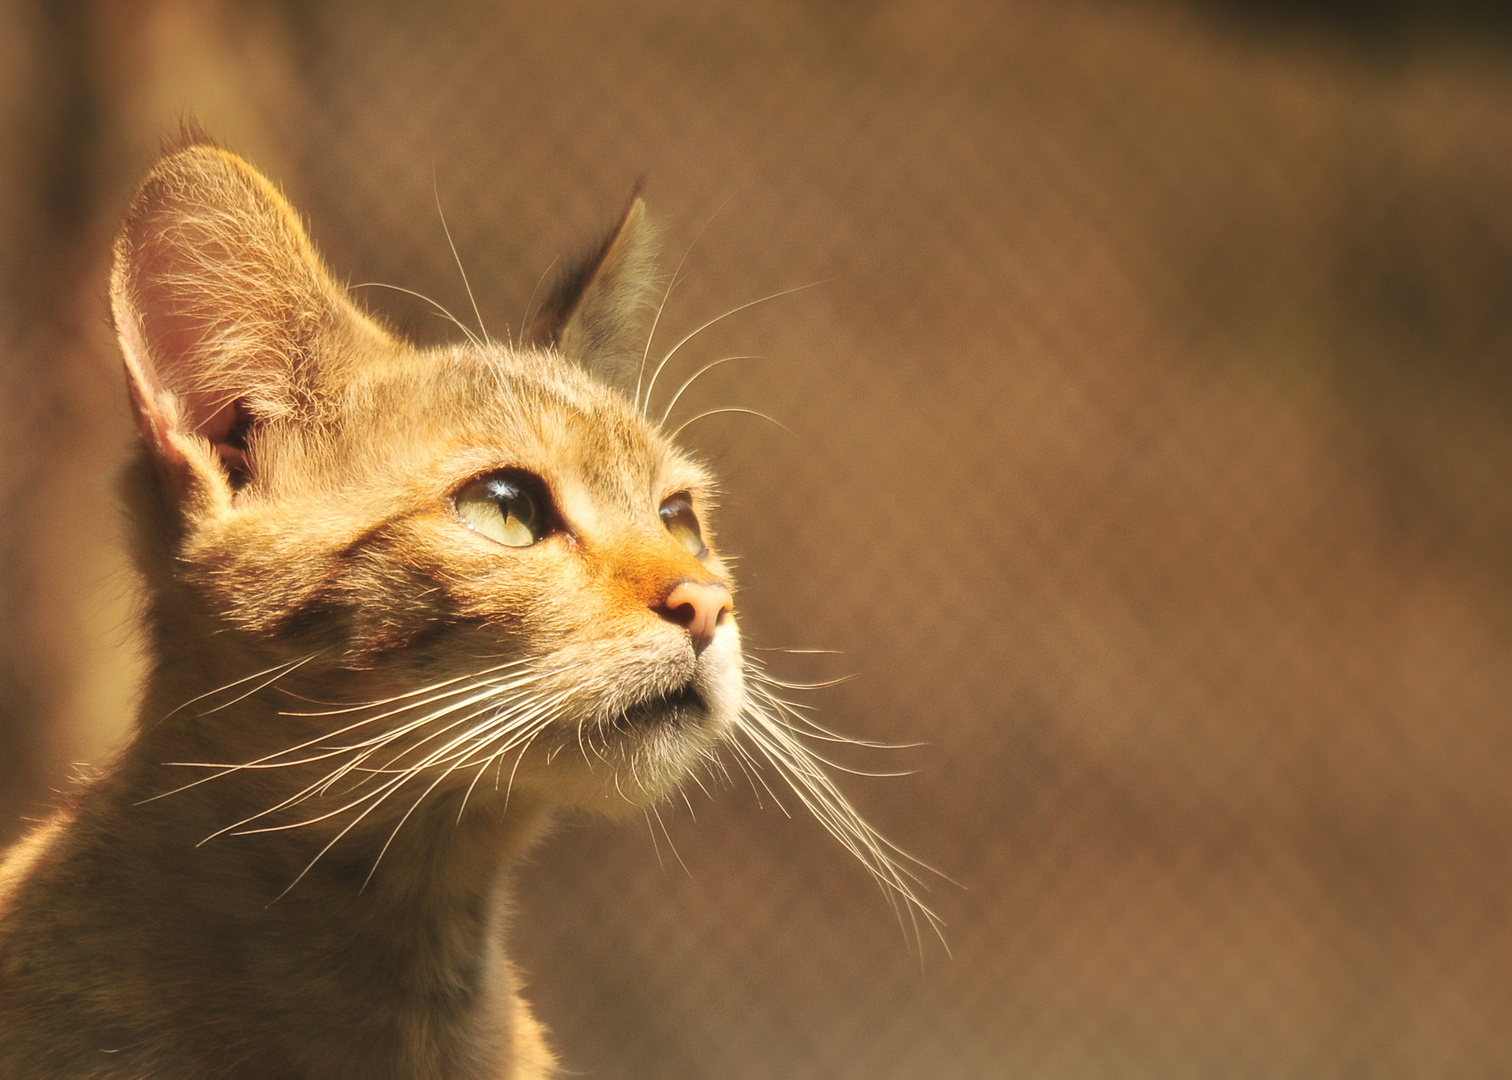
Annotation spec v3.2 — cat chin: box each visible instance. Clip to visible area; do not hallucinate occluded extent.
[509,724,722,814]
[509,635,744,815]
[610,679,709,728]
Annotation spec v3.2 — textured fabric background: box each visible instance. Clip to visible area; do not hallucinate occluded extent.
[3,2,1512,1076]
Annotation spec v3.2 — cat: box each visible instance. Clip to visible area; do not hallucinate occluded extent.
[0,139,933,1079]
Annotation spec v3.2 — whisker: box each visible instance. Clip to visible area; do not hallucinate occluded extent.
[686,766,715,803]
[361,755,487,890]
[641,280,824,417]
[461,707,556,819]
[152,652,320,727]
[251,694,565,899]
[337,671,570,778]
[670,407,792,442]
[433,172,489,342]
[276,658,536,717]
[745,667,855,692]
[456,756,499,824]
[657,354,770,427]
[726,739,790,816]
[745,646,845,655]
[733,688,952,954]
[755,734,920,777]
[265,780,408,903]
[519,253,561,347]
[350,282,483,349]
[636,190,738,414]
[195,666,573,839]
[361,695,576,888]
[149,665,548,805]
[651,803,693,879]
[643,808,665,871]
[293,685,577,888]
[748,681,924,750]
[698,747,733,791]
[500,723,550,810]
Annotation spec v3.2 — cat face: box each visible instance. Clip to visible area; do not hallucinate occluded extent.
[112,143,740,812]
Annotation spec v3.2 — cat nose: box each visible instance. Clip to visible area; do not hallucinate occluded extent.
[658,581,733,653]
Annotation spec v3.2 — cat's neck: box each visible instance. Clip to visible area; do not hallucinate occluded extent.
[122,640,551,898]
[79,653,553,1077]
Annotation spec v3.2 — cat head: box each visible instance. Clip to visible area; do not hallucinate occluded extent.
[111,142,741,811]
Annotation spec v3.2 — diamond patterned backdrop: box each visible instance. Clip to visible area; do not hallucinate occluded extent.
[3,1,1512,1076]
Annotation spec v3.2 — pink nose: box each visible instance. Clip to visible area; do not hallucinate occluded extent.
[659,581,734,653]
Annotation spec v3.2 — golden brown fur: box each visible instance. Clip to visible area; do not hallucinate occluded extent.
[0,143,744,1079]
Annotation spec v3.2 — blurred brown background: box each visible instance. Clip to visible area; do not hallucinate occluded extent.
[4,0,1512,1075]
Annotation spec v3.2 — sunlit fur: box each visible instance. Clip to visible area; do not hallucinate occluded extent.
[0,142,936,1080]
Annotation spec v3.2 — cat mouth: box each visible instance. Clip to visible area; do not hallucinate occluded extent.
[611,681,707,729]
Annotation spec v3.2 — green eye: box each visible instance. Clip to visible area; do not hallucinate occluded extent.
[659,492,708,557]
[455,472,550,548]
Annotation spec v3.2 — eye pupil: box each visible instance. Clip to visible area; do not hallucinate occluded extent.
[490,482,536,528]
[455,471,551,548]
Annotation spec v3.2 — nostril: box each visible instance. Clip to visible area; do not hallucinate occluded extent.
[658,581,734,652]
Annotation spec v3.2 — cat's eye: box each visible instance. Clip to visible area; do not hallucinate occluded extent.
[454,471,552,548]
[659,492,708,557]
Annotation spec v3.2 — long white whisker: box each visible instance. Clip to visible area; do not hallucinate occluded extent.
[276,658,537,717]
[350,282,483,349]
[657,355,769,427]
[744,721,925,911]
[745,668,856,692]
[360,691,576,887]
[433,173,489,342]
[198,667,573,840]
[636,190,738,414]
[150,664,547,805]
[245,678,579,899]
[651,803,693,879]
[265,783,406,904]
[340,670,573,777]
[643,809,665,871]
[745,716,934,880]
[726,739,790,815]
[518,254,561,346]
[456,701,563,822]
[500,720,552,810]
[670,407,792,442]
[749,681,924,750]
[240,693,557,865]
[456,755,500,824]
[152,652,320,727]
[734,691,951,953]
[745,646,846,655]
[642,281,823,415]
[686,765,715,803]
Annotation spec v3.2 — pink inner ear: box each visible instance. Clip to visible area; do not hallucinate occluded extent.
[116,269,260,484]
[134,238,240,433]
[120,225,266,482]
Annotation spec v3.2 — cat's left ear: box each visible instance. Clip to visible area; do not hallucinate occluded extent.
[525,195,660,395]
[111,142,389,509]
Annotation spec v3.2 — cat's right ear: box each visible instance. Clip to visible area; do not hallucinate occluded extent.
[525,195,661,396]
[111,143,385,510]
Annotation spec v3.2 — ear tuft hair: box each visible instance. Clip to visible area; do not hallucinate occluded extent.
[163,116,217,156]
